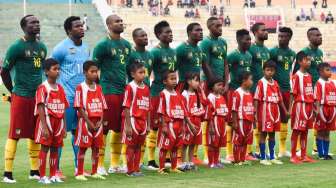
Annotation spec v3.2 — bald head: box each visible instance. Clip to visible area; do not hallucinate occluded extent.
[106,14,124,34]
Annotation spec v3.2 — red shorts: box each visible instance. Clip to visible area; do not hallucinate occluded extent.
[35,116,65,147]
[233,120,253,145]
[206,116,227,147]
[75,117,103,148]
[226,89,235,123]
[122,117,148,146]
[104,94,124,133]
[280,91,290,123]
[8,94,37,139]
[257,102,281,132]
[183,116,202,145]
[176,81,185,94]
[314,105,336,131]
[200,81,209,96]
[291,102,314,131]
[150,96,160,130]
[157,120,184,150]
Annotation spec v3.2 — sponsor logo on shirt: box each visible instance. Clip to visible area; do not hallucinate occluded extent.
[88,98,103,113]
[137,96,150,110]
[47,99,66,114]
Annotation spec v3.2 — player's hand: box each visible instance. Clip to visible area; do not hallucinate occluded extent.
[88,120,95,131]
[96,121,103,130]
[42,126,50,139]
[125,125,132,137]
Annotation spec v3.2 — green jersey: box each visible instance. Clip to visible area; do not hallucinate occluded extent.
[270,46,296,92]
[249,43,270,91]
[150,44,177,96]
[176,42,204,81]
[302,46,323,85]
[127,49,153,86]
[227,49,252,90]
[3,38,47,97]
[93,36,132,95]
[200,36,227,80]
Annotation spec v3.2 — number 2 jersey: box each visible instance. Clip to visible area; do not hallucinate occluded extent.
[254,78,282,132]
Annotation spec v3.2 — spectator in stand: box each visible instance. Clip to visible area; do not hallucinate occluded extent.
[211,6,217,16]
[310,8,315,20]
[106,0,112,5]
[300,8,306,20]
[185,10,190,18]
[168,0,173,6]
[224,15,231,26]
[326,11,334,23]
[83,14,89,31]
[267,0,272,7]
[220,6,224,16]
[226,0,230,6]
[201,0,206,6]
[177,0,182,7]
[137,0,144,7]
[126,0,133,7]
[195,8,200,18]
[74,0,83,3]
[320,12,326,22]
[251,0,256,8]
[313,0,318,8]
[189,9,195,17]
[164,5,170,15]
[322,0,327,8]
[219,14,224,24]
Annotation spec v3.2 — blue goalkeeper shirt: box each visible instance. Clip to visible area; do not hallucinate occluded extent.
[52,38,90,103]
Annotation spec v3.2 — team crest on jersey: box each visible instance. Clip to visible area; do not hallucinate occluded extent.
[278,55,283,61]
[239,61,244,65]
[290,56,294,61]
[162,57,167,63]
[40,50,45,58]
[212,46,217,53]
[125,48,129,55]
[257,53,261,58]
[148,59,152,66]
[111,48,116,56]
[69,47,76,54]
[187,51,193,59]
[174,56,177,62]
[15,128,21,135]
[25,50,31,57]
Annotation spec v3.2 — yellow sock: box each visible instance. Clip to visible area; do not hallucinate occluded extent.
[4,138,17,172]
[202,122,208,160]
[110,131,122,168]
[140,144,145,164]
[253,128,260,154]
[146,130,157,161]
[28,139,40,170]
[121,144,127,166]
[297,135,301,150]
[98,134,107,168]
[193,145,198,158]
[226,125,233,156]
[247,145,252,154]
[279,123,288,154]
[313,129,317,151]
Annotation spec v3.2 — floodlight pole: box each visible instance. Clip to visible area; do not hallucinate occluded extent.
[23,0,26,16]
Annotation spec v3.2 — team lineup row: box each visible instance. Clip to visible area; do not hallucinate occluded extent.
[0,13,330,185]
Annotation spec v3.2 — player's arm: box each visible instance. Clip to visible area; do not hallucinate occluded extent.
[232,111,238,131]
[253,100,259,122]
[37,103,50,139]
[200,41,214,81]
[1,44,18,94]
[77,107,95,130]
[158,93,168,135]
[124,108,132,137]
[204,101,215,135]
[62,117,67,138]
[314,83,322,115]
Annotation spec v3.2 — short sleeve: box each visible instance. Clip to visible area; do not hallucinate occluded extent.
[59,86,70,109]
[3,43,20,70]
[231,91,240,112]
[227,52,236,68]
[122,85,133,109]
[157,92,166,115]
[35,85,46,105]
[291,75,299,95]
[51,44,66,65]
[254,81,263,101]
[314,82,322,101]
[74,86,83,108]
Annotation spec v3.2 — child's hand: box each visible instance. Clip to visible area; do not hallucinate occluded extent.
[96,120,103,131]
[88,120,95,131]
[125,125,132,137]
[42,126,50,139]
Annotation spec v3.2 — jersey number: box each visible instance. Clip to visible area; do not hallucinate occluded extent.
[168,61,175,70]
[120,54,125,64]
[284,62,289,70]
[33,57,41,68]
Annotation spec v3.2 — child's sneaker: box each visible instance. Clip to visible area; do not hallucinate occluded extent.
[147,160,160,170]
[119,165,127,174]
[170,168,183,173]
[133,172,145,177]
[324,155,333,160]
[270,159,283,165]
[158,168,169,175]
[2,176,16,184]
[290,156,303,164]
[234,162,243,166]
[108,166,122,174]
[92,173,106,180]
[215,163,224,168]
[97,167,108,176]
[245,154,258,161]
[301,156,316,163]
[38,176,51,184]
[50,176,64,183]
[311,149,318,156]
[260,160,272,165]
[192,158,204,165]
[75,175,88,181]
[55,170,66,179]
